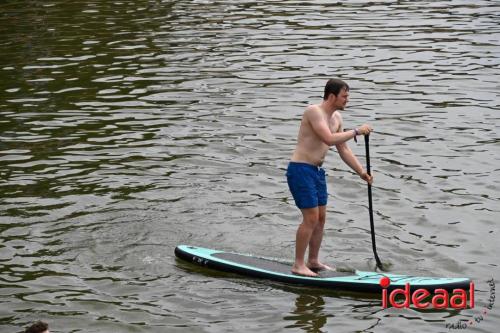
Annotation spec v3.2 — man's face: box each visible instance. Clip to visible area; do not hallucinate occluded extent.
[332,88,349,110]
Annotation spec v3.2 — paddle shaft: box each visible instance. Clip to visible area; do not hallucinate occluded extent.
[364,134,383,269]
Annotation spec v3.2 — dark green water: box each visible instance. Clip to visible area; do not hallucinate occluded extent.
[1,1,499,332]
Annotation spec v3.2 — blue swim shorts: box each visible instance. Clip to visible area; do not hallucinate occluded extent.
[286,162,328,209]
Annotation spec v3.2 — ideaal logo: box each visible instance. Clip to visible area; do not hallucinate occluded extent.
[379,276,474,309]
[379,277,495,330]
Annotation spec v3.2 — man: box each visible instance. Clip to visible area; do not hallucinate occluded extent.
[25,321,49,333]
[286,78,373,277]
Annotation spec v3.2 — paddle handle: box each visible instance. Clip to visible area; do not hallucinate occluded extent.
[364,134,371,175]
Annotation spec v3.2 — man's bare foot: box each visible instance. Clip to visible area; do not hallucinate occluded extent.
[307,261,336,272]
[291,265,318,277]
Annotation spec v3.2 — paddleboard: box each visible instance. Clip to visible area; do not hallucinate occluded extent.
[175,245,470,293]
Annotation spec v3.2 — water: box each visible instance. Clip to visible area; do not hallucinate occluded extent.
[1,1,499,332]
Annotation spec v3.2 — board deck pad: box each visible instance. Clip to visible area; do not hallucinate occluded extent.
[212,252,351,278]
[175,245,471,293]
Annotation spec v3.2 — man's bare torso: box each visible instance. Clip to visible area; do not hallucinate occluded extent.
[291,105,342,166]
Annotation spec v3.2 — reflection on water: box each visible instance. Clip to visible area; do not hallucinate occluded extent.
[1,0,499,332]
[285,294,329,332]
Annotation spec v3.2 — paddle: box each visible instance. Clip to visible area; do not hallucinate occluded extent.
[364,134,384,270]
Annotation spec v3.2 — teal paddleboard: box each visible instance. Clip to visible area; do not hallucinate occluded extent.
[175,245,470,293]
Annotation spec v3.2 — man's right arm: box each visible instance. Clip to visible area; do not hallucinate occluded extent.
[307,108,357,146]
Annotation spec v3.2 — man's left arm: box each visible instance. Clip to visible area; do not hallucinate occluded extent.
[336,142,364,175]
[336,142,373,184]
[334,114,373,184]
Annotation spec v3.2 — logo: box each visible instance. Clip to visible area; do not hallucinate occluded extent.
[445,278,495,330]
[380,276,474,309]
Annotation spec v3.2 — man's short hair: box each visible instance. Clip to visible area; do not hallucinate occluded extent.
[25,321,48,333]
[323,78,349,100]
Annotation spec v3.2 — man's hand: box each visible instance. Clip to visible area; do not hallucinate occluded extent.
[360,172,373,185]
[357,124,373,135]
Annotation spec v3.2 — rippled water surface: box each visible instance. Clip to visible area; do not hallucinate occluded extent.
[1,1,499,332]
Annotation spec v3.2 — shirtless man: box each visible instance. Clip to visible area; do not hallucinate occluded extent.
[286,78,373,277]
